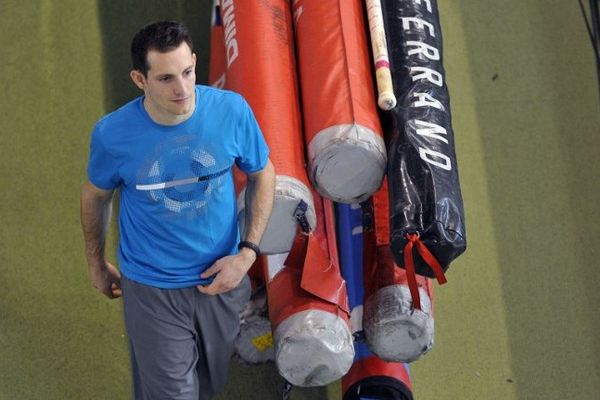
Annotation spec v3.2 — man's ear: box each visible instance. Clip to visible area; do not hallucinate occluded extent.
[192,53,197,68]
[130,70,146,90]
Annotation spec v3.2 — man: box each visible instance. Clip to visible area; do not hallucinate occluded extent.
[80,21,275,399]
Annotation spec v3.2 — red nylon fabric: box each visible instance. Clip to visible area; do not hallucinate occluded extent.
[403,233,447,310]
[292,0,383,143]
[365,179,433,310]
[342,355,413,394]
[219,0,309,185]
[266,233,349,328]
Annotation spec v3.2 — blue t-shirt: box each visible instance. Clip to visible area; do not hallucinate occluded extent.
[87,85,269,288]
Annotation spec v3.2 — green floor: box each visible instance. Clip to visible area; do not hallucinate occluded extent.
[1,1,599,399]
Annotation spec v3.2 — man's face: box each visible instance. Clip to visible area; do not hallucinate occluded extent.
[132,42,197,124]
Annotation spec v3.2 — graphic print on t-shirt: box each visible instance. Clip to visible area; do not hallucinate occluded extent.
[135,134,229,218]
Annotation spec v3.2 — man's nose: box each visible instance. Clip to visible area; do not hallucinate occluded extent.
[172,77,186,95]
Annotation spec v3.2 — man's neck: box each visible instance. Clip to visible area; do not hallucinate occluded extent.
[143,95,196,126]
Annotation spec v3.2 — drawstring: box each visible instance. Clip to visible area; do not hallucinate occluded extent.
[403,232,447,310]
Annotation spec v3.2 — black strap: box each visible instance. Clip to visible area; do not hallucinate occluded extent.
[238,241,261,257]
[352,330,366,343]
[293,200,311,234]
[281,380,293,400]
[360,200,374,232]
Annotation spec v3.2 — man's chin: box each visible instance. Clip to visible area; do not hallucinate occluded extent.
[170,106,192,116]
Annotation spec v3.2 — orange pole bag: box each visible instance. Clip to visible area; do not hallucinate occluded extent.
[264,192,353,387]
[292,0,386,204]
[218,0,316,254]
[362,178,435,363]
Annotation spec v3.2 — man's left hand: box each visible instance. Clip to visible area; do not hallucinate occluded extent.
[197,249,256,295]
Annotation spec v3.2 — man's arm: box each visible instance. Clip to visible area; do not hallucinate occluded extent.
[198,159,276,295]
[241,158,276,246]
[80,181,122,299]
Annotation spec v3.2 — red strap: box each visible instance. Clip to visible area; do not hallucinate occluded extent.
[403,233,448,310]
[403,237,421,310]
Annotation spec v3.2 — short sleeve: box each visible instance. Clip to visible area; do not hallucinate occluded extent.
[87,121,122,190]
[234,98,270,174]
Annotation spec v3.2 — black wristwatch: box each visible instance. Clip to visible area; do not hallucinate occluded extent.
[238,241,261,257]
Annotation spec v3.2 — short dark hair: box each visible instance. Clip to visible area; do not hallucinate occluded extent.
[130,21,193,76]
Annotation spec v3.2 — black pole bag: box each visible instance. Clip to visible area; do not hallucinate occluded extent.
[380,0,467,307]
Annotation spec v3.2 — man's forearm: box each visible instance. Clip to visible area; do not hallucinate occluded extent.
[80,183,114,269]
[243,160,276,247]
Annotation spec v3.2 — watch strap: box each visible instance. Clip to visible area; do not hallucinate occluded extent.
[238,240,261,257]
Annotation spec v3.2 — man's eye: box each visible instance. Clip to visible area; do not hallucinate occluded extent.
[159,77,170,82]
[184,69,193,76]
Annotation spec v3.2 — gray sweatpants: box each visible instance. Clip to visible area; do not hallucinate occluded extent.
[121,275,251,400]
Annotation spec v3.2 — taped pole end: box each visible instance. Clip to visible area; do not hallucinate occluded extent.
[378,91,397,110]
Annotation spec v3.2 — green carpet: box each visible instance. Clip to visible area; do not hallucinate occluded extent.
[1,0,598,399]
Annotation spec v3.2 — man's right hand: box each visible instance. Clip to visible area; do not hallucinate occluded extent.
[89,261,122,299]
[81,181,120,299]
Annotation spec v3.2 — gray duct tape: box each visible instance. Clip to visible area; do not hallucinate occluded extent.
[235,317,275,364]
[273,309,354,387]
[237,175,316,254]
[364,284,434,363]
[308,124,386,203]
